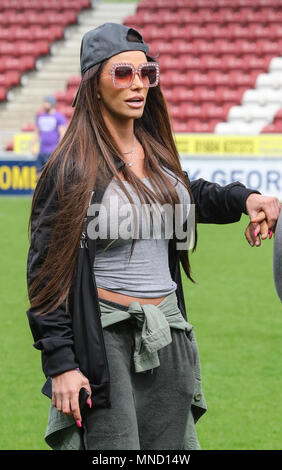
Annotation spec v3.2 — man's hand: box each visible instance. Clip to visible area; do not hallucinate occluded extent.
[246,194,281,235]
[245,211,271,247]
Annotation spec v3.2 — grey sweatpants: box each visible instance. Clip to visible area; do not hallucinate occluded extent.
[82,300,197,450]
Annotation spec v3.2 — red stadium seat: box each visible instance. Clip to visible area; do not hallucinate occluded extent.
[34,40,50,55]
[0,28,10,40]
[9,26,33,41]
[169,86,195,103]
[242,54,272,72]
[0,57,21,73]
[158,11,180,25]
[46,12,75,27]
[273,109,282,122]
[4,0,281,129]
[1,11,27,27]
[24,11,45,26]
[269,24,282,39]
[171,120,189,133]
[260,7,282,23]
[202,102,231,121]
[228,23,254,40]
[179,55,202,71]
[249,23,273,40]
[0,0,87,104]
[55,88,77,105]
[150,41,175,55]
[165,25,188,40]
[207,24,232,40]
[160,70,190,88]
[170,40,196,55]
[56,104,73,119]
[67,75,81,88]
[5,139,14,151]
[189,120,218,133]
[208,71,231,87]
[215,86,245,104]
[4,70,21,86]
[0,42,17,57]
[261,123,282,133]
[21,122,36,131]
[158,55,180,72]
[193,86,218,103]
[221,55,243,71]
[141,25,168,42]
[193,39,217,56]
[188,71,211,87]
[229,70,259,88]
[179,103,204,120]
[123,16,142,28]
[220,9,245,24]
[17,42,40,59]
[213,40,239,56]
[234,39,258,56]
[168,103,181,119]
[29,25,63,42]
[0,75,9,88]
[256,39,282,56]
[199,55,223,71]
[20,55,36,71]
[185,24,209,40]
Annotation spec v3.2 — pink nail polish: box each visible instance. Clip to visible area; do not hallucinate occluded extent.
[269,231,273,239]
[76,420,82,428]
[88,398,92,409]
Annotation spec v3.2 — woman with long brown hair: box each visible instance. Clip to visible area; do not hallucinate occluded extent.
[26,23,280,450]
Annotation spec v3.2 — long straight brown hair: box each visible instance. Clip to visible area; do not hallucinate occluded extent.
[28,51,197,315]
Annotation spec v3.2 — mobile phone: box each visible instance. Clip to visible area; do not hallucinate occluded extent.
[79,387,90,412]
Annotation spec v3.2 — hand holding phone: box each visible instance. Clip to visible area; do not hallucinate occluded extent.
[45,369,92,428]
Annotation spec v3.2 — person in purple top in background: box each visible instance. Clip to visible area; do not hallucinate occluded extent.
[32,95,67,177]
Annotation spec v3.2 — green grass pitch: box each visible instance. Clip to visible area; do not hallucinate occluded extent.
[0,196,281,450]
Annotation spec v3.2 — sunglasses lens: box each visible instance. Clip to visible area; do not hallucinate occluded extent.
[114,66,133,87]
[141,65,158,86]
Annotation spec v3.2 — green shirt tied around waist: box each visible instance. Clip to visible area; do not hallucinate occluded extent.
[44,291,207,450]
[99,291,193,374]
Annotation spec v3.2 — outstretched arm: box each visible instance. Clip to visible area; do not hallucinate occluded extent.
[187,175,260,224]
[187,173,281,245]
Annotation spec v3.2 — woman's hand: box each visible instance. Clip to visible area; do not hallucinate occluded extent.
[246,193,281,233]
[245,210,272,247]
[51,369,92,427]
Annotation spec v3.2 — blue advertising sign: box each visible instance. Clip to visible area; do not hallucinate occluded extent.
[0,159,37,195]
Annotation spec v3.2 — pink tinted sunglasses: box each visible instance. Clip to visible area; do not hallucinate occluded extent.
[110,62,159,88]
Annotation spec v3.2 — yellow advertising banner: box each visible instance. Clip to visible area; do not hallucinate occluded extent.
[12,132,282,157]
[174,134,282,157]
[13,133,38,155]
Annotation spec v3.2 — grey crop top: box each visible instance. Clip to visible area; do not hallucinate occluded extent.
[93,168,191,298]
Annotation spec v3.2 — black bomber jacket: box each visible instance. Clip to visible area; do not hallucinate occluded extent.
[26,157,258,408]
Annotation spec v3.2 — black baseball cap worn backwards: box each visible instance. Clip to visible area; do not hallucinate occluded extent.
[72,22,150,107]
